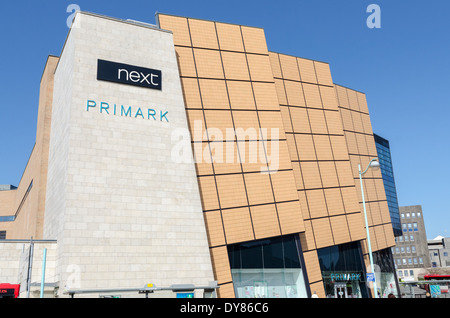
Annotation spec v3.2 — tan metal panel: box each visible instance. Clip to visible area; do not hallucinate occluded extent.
[244,173,274,205]
[351,110,364,133]
[258,111,286,141]
[252,82,280,111]
[232,110,260,141]
[318,161,339,188]
[250,204,281,239]
[335,161,356,187]
[324,188,345,216]
[204,210,226,246]
[289,107,311,134]
[284,81,306,106]
[158,14,192,46]
[215,22,245,52]
[240,26,268,54]
[270,170,299,202]
[306,189,328,219]
[295,134,317,161]
[312,135,334,161]
[300,220,316,250]
[346,212,366,241]
[297,190,310,219]
[346,89,360,112]
[180,77,201,109]
[247,54,274,82]
[226,80,256,110]
[330,215,351,245]
[217,283,236,298]
[268,52,282,78]
[339,108,355,131]
[188,18,219,49]
[210,246,233,284]
[314,61,333,86]
[237,140,269,173]
[197,176,220,211]
[324,110,344,135]
[204,110,234,140]
[356,92,370,114]
[319,86,339,110]
[221,51,250,80]
[302,250,322,283]
[277,201,305,234]
[307,108,328,134]
[175,46,197,77]
[199,79,230,109]
[222,207,254,244]
[344,131,359,155]
[297,58,318,84]
[193,48,224,79]
[300,161,323,190]
[330,135,350,160]
[213,142,242,175]
[303,83,322,108]
[340,186,361,214]
[311,218,334,248]
[274,79,288,105]
[215,174,248,209]
[335,85,349,108]
[279,54,301,81]
[280,106,293,133]
[186,109,206,141]
[192,142,213,175]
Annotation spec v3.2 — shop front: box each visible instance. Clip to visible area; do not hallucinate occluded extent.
[317,242,370,298]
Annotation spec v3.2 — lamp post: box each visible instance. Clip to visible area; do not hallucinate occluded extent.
[358,158,380,299]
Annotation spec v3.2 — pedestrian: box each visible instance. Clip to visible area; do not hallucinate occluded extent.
[311,291,319,298]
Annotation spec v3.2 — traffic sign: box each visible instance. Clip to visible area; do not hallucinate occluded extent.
[366,273,375,282]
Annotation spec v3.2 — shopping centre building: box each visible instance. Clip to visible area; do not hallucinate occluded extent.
[0,11,399,298]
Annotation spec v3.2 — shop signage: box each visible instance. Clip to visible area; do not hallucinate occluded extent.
[86,99,169,122]
[97,59,162,90]
[330,273,361,282]
[366,273,375,282]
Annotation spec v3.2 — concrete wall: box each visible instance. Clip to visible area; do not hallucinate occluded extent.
[43,12,214,297]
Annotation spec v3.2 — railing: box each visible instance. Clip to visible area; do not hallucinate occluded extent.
[399,280,450,298]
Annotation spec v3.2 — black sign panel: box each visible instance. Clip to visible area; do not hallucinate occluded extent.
[97,59,162,90]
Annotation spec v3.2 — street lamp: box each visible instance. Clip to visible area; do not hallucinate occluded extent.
[358,158,380,299]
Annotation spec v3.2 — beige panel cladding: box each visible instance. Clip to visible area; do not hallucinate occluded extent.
[336,84,396,253]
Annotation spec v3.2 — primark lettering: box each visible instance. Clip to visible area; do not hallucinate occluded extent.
[86,100,169,122]
[330,273,361,282]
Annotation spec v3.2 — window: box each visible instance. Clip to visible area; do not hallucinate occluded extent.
[406,213,410,218]
[413,258,418,265]
[406,247,410,253]
[413,223,418,231]
[410,235,414,242]
[395,247,399,254]
[398,271,403,277]
[408,258,412,265]
[397,259,401,265]
[0,231,6,240]
[228,234,308,298]
[412,246,416,253]
[410,270,414,276]
[408,223,412,231]
[401,213,405,218]
[402,259,407,265]
[399,236,404,242]
[404,270,408,276]
[412,212,416,218]
[419,257,423,264]
[402,224,407,232]
[417,212,421,218]
[401,247,405,253]
[404,235,409,241]
[444,252,448,257]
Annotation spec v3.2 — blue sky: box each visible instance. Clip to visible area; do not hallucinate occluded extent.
[0,0,448,239]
